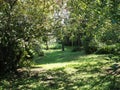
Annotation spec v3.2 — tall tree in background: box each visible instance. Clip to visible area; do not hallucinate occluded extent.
[53,0,69,51]
[67,0,120,53]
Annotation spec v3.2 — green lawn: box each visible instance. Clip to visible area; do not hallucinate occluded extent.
[0,48,120,90]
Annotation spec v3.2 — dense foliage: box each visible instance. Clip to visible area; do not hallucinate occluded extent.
[66,0,120,53]
[0,0,119,74]
[0,0,54,74]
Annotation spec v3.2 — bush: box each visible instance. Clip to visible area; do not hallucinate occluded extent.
[38,51,44,56]
[96,44,120,55]
[33,44,44,56]
[114,44,120,55]
[0,41,23,74]
[82,36,98,54]
[71,47,83,52]
[50,44,61,49]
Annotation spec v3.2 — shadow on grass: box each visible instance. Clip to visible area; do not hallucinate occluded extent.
[1,62,120,90]
[0,68,75,90]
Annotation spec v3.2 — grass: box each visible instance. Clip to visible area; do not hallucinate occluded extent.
[0,47,120,90]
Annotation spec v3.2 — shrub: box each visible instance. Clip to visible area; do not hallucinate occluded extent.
[96,44,120,55]
[0,41,23,74]
[82,36,98,54]
[33,44,44,56]
[50,44,61,49]
[71,47,83,52]
[38,51,44,56]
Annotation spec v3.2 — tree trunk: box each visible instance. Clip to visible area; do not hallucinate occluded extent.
[62,40,64,51]
[46,41,49,50]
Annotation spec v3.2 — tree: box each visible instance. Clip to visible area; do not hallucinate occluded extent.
[0,0,54,74]
[66,0,120,53]
[53,0,70,51]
